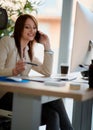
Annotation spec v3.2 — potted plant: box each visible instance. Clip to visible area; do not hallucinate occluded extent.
[0,0,41,37]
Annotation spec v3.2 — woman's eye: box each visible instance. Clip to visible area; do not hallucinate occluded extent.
[24,25,37,30]
[33,27,36,29]
[25,26,30,29]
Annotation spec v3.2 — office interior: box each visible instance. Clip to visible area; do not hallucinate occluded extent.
[0,0,93,130]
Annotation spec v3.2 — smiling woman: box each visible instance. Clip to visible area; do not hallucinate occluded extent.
[0,13,73,130]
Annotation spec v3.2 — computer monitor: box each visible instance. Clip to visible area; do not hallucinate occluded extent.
[70,1,93,72]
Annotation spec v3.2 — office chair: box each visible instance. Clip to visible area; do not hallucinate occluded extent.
[0,7,8,30]
[0,7,12,130]
[0,7,8,112]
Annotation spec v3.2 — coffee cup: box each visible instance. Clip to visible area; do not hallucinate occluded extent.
[60,64,69,75]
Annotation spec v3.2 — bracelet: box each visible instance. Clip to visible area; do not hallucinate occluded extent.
[44,50,54,54]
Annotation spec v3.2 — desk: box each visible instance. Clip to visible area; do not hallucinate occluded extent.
[0,80,93,130]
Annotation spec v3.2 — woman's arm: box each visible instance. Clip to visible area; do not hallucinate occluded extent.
[32,51,53,76]
[0,36,13,76]
[0,36,26,76]
[32,32,54,76]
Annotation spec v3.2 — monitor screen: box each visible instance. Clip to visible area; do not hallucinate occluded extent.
[70,1,93,72]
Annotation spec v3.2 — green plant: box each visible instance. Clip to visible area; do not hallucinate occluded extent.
[0,0,41,37]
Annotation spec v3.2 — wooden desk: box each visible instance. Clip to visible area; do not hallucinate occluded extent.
[0,80,93,130]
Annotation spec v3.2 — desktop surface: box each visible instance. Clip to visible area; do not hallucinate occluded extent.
[0,73,92,130]
[0,72,92,101]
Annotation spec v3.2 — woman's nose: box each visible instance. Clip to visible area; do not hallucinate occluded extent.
[29,28,34,33]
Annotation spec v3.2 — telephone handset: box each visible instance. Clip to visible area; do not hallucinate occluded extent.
[35,31,41,43]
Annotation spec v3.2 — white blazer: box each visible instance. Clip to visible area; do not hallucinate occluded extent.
[0,36,53,97]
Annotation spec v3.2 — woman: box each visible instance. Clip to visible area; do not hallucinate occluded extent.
[0,14,73,130]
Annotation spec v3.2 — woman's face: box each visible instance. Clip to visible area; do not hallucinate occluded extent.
[21,18,37,42]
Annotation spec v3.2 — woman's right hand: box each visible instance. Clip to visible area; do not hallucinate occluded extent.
[13,60,26,76]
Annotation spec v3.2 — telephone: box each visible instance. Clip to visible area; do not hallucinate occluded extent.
[35,31,41,43]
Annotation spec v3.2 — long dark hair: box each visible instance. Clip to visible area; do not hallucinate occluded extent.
[14,14,38,60]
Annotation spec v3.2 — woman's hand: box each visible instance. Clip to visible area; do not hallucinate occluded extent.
[13,60,26,76]
[37,31,51,51]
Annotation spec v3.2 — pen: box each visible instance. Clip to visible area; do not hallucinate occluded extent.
[25,62,38,66]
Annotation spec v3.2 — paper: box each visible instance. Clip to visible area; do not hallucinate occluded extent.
[52,73,77,81]
[21,76,51,82]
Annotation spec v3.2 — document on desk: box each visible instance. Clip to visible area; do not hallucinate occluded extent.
[22,76,66,87]
[44,73,78,87]
[52,73,77,81]
[22,76,51,82]
[22,73,77,85]
[44,73,79,87]
[20,73,78,88]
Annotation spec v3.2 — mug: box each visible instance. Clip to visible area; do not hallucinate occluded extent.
[60,64,69,75]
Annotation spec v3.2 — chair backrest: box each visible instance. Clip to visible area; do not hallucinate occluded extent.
[0,8,8,30]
